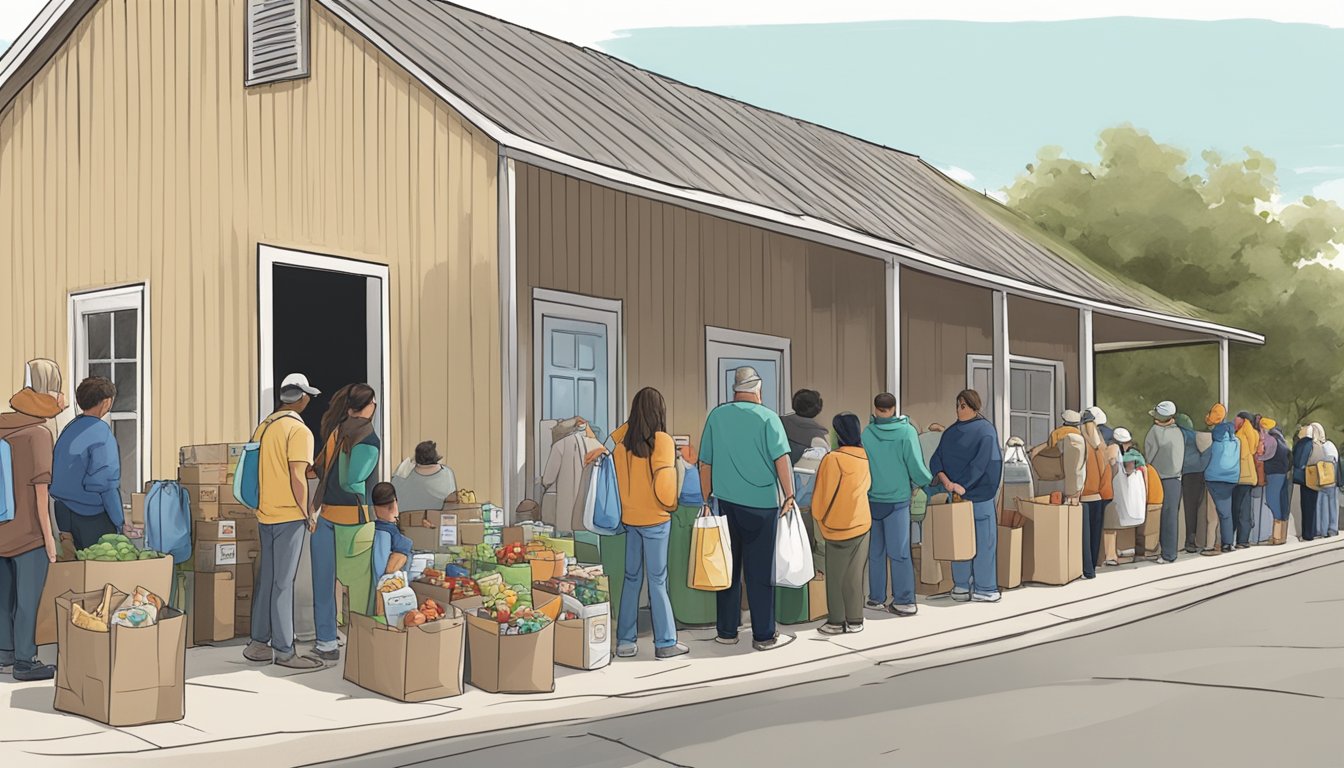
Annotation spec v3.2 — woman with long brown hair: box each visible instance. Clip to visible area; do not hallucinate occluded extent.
[610,387,688,659]
[309,383,380,662]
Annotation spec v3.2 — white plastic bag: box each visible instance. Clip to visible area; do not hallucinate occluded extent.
[1111,467,1148,528]
[773,504,815,588]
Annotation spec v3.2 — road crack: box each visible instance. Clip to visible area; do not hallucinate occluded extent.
[586,731,694,767]
[1091,676,1325,699]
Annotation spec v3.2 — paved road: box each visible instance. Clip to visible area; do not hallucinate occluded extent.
[317,557,1344,767]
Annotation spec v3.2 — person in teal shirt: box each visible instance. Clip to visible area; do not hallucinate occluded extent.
[861,393,933,616]
[698,367,796,652]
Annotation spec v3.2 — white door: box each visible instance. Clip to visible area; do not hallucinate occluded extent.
[705,327,791,415]
[533,290,622,464]
[70,285,149,501]
[968,354,1062,447]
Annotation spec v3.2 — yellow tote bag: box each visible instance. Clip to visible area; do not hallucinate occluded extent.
[689,507,733,591]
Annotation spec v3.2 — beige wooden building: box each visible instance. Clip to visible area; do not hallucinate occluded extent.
[0,0,1261,515]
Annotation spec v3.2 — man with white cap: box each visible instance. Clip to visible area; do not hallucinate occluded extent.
[699,367,797,652]
[1087,406,1114,444]
[1144,400,1185,563]
[243,373,324,670]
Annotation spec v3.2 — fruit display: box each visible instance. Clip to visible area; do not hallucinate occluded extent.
[401,598,452,629]
[414,569,482,602]
[75,534,163,562]
[473,543,497,564]
[474,602,550,635]
[476,571,537,625]
[495,542,527,566]
[535,575,609,606]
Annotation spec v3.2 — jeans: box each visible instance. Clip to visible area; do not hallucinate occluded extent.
[1159,477,1182,561]
[1250,485,1273,543]
[54,501,117,549]
[1208,481,1236,549]
[618,522,677,649]
[1317,485,1338,537]
[252,521,305,657]
[1299,486,1319,540]
[1181,474,1207,549]
[0,548,49,663]
[1082,500,1107,578]
[826,532,869,625]
[1232,485,1255,546]
[311,517,374,652]
[1266,474,1290,521]
[715,500,778,643]
[950,499,998,596]
[867,501,913,606]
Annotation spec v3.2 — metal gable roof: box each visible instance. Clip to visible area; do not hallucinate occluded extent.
[328,0,1208,322]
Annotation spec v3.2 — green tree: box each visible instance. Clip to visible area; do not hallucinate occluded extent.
[1005,125,1344,435]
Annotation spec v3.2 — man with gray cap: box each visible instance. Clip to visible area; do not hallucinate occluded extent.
[1144,401,1185,563]
[699,367,797,652]
[243,373,323,670]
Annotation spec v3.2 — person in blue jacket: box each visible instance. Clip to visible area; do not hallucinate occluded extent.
[1176,413,1212,553]
[1291,425,1322,542]
[370,483,412,582]
[1203,404,1241,554]
[929,389,1003,603]
[51,377,128,549]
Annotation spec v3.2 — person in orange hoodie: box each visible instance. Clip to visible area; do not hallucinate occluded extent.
[1232,412,1261,549]
[1080,409,1114,579]
[611,387,688,660]
[812,413,872,636]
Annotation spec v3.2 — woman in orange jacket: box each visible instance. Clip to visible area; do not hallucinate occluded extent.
[812,413,872,635]
[1080,409,1114,579]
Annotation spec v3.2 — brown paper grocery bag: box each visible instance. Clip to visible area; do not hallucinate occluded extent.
[689,510,732,591]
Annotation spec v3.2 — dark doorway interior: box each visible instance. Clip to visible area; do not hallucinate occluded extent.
[272,265,368,442]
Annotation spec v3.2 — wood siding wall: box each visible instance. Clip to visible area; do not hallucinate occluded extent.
[514,164,887,481]
[0,1,501,497]
[1008,295,1081,411]
[901,268,994,432]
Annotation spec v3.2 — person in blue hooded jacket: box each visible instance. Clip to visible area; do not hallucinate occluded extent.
[929,389,1003,602]
[860,393,933,617]
[1203,404,1241,554]
[1176,413,1212,553]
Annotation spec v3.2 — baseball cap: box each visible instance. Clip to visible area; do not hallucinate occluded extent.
[280,373,321,396]
[1060,409,1081,425]
[1149,401,1177,419]
[1112,427,1133,443]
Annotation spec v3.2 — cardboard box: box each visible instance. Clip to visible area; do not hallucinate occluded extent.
[174,482,236,506]
[344,607,466,702]
[808,572,827,621]
[36,555,176,646]
[458,520,486,546]
[216,503,254,520]
[536,535,575,558]
[194,518,259,542]
[180,443,245,467]
[399,513,458,552]
[528,550,567,583]
[997,525,1023,590]
[130,493,146,527]
[178,465,229,486]
[54,588,186,726]
[194,571,236,643]
[911,546,954,596]
[928,497,977,561]
[462,593,558,693]
[502,526,526,546]
[195,537,261,573]
[538,587,610,671]
[1018,496,1084,586]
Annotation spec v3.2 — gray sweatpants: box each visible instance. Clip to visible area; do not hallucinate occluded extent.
[252,521,305,657]
[1160,477,1182,561]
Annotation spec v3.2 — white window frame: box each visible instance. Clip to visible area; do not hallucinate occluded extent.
[705,326,793,415]
[68,284,151,496]
[531,288,624,469]
[257,244,392,478]
[967,353,1065,441]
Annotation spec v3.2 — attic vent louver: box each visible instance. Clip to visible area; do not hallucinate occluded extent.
[245,0,310,86]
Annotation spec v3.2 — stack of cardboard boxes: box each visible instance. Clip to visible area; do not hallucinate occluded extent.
[177,443,259,642]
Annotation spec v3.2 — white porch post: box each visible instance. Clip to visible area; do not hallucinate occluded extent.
[886,261,901,412]
[498,156,523,521]
[1218,337,1230,406]
[993,290,1010,440]
[1079,308,1094,409]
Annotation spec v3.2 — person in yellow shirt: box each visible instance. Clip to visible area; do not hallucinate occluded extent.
[812,413,872,636]
[611,387,688,660]
[243,373,323,670]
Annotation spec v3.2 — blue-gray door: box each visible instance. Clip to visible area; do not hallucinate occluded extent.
[541,316,610,441]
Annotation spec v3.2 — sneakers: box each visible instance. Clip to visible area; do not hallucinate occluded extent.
[950,589,972,602]
[1155,557,1174,564]
[1235,543,1251,550]
[971,592,1002,603]
[818,623,847,636]
[243,641,273,663]
[0,651,15,670]
[889,603,917,617]
[655,643,690,660]
[845,622,864,634]
[1118,549,1136,558]
[311,648,340,662]
[751,634,795,652]
[13,660,56,681]
[616,644,638,658]
[1103,559,1120,567]
[275,653,325,670]
[714,635,739,645]
[864,600,887,611]
[1184,545,1200,554]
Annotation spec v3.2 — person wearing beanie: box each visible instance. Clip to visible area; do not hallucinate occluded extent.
[1261,418,1292,545]
[1144,401,1184,563]
[1230,412,1261,549]
[1176,413,1212,553]
[1204,405,1240,554]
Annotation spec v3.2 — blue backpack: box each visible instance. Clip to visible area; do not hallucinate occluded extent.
[0,438,15,523]
[235,412,300,510]
[145,481,192,564]
[582,453,625,536]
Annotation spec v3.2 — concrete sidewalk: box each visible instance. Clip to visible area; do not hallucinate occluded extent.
[3,535,1341,766]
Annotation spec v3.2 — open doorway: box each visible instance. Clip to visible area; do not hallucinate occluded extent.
[258,245,390,478]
